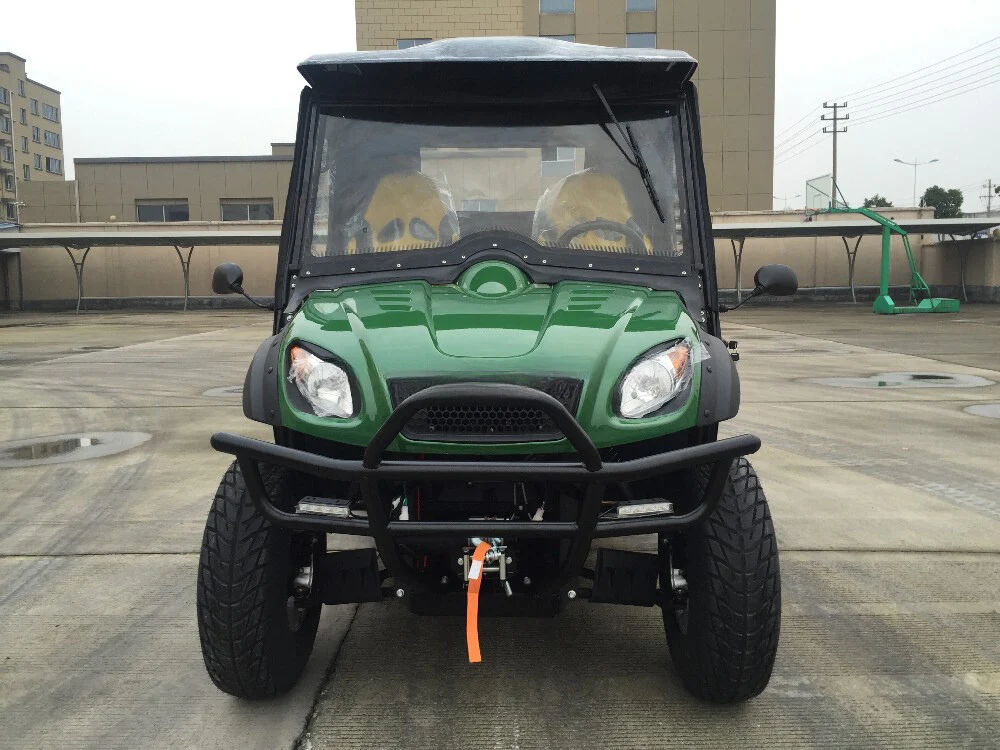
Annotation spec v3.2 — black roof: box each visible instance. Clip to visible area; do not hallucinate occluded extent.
[298,37,697,104]
[301,36,695,70]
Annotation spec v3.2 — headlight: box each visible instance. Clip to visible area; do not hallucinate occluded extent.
[288,346,354,418]
[617,341,693,419]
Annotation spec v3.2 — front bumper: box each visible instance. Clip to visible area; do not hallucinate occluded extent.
[211,383,760,594]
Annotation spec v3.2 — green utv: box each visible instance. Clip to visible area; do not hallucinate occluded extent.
[199,37,796,703]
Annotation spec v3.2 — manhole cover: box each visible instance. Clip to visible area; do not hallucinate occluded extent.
[0,432,151,468]
[964,404,1000,419]
[74,346,117,352]
[202,386,243,398]
[801,372,995,389]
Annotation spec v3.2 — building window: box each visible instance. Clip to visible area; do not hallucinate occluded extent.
[3,173,14,191]
[45,157,62,174]
[625,32,657,48]
[33,154,42,170]
[43,130,61,148]
[42,104,59,122]
[22,165,30,180]
[0,115,10,134]
[541,145,577,177]
[462,198,498,212]
[20,136,28,153]
[543,34,576,42]
[0,87,8,105]
[5,202,16,221]
[540,0,574,13]
[220,199,275,221]
[626,0,656,10]
[19,108,27,125]
[18,79,25,97]
[31,126,40,142]
[397,38,431,49]
[0,145,12,163]
[30,99,38,115]
[136,201,190,222]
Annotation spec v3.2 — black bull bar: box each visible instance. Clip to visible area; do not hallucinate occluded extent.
[211,383,760,593]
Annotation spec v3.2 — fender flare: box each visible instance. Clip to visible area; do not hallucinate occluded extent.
[697,332,740,425]
[243,334,283,426]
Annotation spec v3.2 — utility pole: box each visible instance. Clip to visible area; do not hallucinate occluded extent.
[822,102,848,208]
[983,179,995,216]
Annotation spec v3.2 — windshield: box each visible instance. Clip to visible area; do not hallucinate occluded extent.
[305,106,687,264]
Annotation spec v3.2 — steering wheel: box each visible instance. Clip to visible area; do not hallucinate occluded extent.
[557,220,648,254]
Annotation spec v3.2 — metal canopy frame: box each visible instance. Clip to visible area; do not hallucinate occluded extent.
[712,216,996,304]
[0,218,994,310]
[0,229,280,312]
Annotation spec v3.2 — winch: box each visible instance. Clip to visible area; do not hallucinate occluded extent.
[460,537,512,597]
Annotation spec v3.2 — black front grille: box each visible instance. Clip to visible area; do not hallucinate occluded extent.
[388,377,583,443]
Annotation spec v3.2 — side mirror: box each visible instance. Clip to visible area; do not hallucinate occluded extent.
[753,264,798,297]
[212,262,244,295]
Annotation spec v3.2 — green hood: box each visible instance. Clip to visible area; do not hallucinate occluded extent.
[280,264,701,453]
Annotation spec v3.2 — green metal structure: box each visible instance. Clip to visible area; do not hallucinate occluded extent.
[823,206,959,314]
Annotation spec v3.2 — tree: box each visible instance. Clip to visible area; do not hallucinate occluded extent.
[862,194,893,208]
[922,185,963,218]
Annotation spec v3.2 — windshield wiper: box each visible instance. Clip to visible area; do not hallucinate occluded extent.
[593,83,665,223]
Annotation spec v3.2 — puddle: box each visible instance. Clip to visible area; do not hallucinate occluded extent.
[964,404,1000,419]
[801,372,995,389]
[0,432,151,468]
[202,385,243,398]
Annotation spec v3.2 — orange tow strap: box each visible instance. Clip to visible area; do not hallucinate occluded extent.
[466,541,491,663]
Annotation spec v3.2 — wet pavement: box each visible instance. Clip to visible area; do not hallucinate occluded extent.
[0,305,998,748]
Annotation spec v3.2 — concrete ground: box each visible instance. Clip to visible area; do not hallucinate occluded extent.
[0,304,998,749]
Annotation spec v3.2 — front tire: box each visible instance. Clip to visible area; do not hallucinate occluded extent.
[663,457,781,703]
[197,461,321,699]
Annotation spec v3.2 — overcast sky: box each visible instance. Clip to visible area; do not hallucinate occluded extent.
[8,0,999,211]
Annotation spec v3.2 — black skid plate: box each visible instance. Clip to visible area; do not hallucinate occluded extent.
[315,548,383,605]
[590,548,660,607]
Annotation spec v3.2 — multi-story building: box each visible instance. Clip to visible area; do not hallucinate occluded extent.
[0,53,65,223]
[355,0,775,211]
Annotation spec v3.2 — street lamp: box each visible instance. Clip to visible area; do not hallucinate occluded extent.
[773,193,802,210]
[893,158,939,209]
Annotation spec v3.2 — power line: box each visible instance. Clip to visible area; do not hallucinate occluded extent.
[775,127,825,158]
[774,37,999,159]
[830,34,1000,100]
[775,116,822,150]
[851,73,1000,127]
[775,133,826,164]
[850,56,1000,115]
[848,46,1000,106]
[774,106,822,139]
[774,117,819,149]
[774,134,827,166]
[772,35,1000,171]
[956,179,990,191]
[776,70,1000,164]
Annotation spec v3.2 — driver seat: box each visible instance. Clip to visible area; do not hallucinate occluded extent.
[347,171,460,253]
[531,169,653,254]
